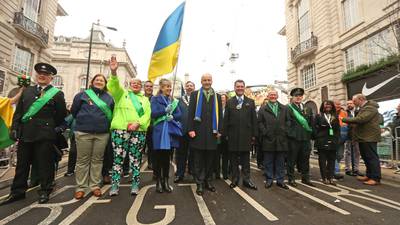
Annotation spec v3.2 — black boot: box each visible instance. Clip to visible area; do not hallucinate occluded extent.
[156,178,163,193]
[163,177,172,193]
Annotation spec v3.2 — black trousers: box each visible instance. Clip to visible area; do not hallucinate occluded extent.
[146,129,154,166]
[230,151,251,184]
[175,135,190,178]
[287,139,311,182]
[359,142,381,181]
[66,134,77,173]
[317,149,336,180]
[154,150,172,178]
[12,141,55,196]
[214,138,230,177]
[193,149,215,185]
[102,138,114,177]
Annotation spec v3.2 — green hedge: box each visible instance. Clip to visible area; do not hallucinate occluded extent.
[342,55,400,82]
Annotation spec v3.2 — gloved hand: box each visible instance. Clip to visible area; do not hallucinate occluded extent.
[54,127,64,134]
[165,104,173,113]
[166,115,174,122]
[10,130,19,141]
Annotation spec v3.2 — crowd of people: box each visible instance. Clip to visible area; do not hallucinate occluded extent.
[0,55,395,206]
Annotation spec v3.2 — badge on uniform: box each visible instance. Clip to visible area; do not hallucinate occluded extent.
[329,128,334,136]
[236,104,242,109]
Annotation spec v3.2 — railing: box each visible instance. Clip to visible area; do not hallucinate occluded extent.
[291,34,318,63]
[13,12,48,46]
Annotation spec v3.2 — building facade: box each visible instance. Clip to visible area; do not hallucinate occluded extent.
[0,0,67,96]
[52,28,137,105]
[282,0,400,113]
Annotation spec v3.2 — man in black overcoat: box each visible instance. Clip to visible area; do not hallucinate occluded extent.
[286,87,315,187]
[187,74,222,196]
[258,90,289,189]
[223,80,258,190]
[1,63,67,205]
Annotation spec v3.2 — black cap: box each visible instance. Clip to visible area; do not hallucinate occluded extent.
[34,63,57,75]
[290,87,304,97]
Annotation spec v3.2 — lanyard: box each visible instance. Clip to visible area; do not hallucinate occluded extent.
[324,113,334,136]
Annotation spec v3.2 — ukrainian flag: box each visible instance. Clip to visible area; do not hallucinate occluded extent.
[148,2,185,82]
[0,97,15,149]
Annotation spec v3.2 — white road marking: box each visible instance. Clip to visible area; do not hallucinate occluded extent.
[287,185,350,215]
[58,185,112,225]
[171,162,177,173]
[222,179,279,221]
[296,180,380,213]
[178,184,216,225]
[250,166,262,172]
[126,184,175,225]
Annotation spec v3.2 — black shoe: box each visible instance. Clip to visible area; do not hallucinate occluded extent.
[174,176,183,183]
[162,178,172,193]
[156,178,163,193]
[301,180,316,187]
[257,165,264,169]
[334,174,344,180]
[0,194,26,205]
[38,193,49,204]
[222,174,228,180]
[288,180,297,187]
[64,172,74,177]
[147,164,153,170]
[353,171,364,176]
[229,182,238,188]
[205,182,216,192]
[276,183,289,189]
[243,181,258,190]
[265,182,273,189]
[196,184,204,196]
[345,171,353,176]
[327,179,336,186]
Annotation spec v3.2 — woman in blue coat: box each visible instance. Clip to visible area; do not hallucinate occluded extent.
[151,78,182,193]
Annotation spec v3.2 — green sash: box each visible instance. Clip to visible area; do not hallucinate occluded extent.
[22,87,60,123]
[128,92,144,117]
[84,89,112,121]
[153,99,179,126]
[288,104,312,132]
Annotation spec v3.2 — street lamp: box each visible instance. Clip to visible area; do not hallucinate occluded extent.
[85,22,117,89]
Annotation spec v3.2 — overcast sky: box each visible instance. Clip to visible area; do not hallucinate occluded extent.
[55,0,287,91]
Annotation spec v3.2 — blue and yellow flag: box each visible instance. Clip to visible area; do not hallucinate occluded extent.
[148,2,185,82]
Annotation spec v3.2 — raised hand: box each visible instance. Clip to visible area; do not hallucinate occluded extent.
[109,55,118,75]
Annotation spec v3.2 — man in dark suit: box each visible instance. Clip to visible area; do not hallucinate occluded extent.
[174,81,195,183]
[1,63,67,205]
[287,88,315,187]
[223,80,258,190]
[188,74,222,196]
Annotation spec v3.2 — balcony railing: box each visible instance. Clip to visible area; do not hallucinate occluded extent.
[13,12,49,47]
[291,34,318,63]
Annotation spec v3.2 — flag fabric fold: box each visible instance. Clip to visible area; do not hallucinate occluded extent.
[0,98,15,149]
[148,2,185,82]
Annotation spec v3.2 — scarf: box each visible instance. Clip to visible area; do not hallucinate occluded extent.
[268,102,279,117]
[194,87,219,133]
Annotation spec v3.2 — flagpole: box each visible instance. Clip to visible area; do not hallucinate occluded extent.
[171,1,187,99]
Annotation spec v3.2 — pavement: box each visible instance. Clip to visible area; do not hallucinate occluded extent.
[0,156,400,225]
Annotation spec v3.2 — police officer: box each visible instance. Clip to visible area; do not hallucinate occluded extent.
[286,88,315,187]
[1,63,67,205]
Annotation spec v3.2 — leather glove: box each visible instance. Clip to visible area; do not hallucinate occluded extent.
[10,130,19,141]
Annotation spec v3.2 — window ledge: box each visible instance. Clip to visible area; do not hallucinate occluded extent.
[339,21,365,38]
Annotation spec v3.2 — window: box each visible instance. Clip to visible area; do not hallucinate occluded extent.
[321,86,328,101]
[23,0,41,22]
[301,64,316,89]
[297,0,311,43]
[367,29,395,64]
[343,0,359,30]
[51,75,63,89]
[80,77,87,91]
[12,46,33,75]
[345,43,362,71]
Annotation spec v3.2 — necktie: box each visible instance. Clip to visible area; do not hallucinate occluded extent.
[238,97,243,105]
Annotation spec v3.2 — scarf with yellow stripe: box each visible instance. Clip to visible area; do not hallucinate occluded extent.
[194,88,219,134]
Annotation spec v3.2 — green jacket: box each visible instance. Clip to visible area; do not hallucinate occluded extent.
[342,101,382,143]
[107,75,151,131]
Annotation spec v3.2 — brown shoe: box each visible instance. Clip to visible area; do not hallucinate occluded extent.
[74,191,85,200]
[103,176,111,184]
[92,188,102,197]
[363,179,380,186]
[357,176,369,181]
